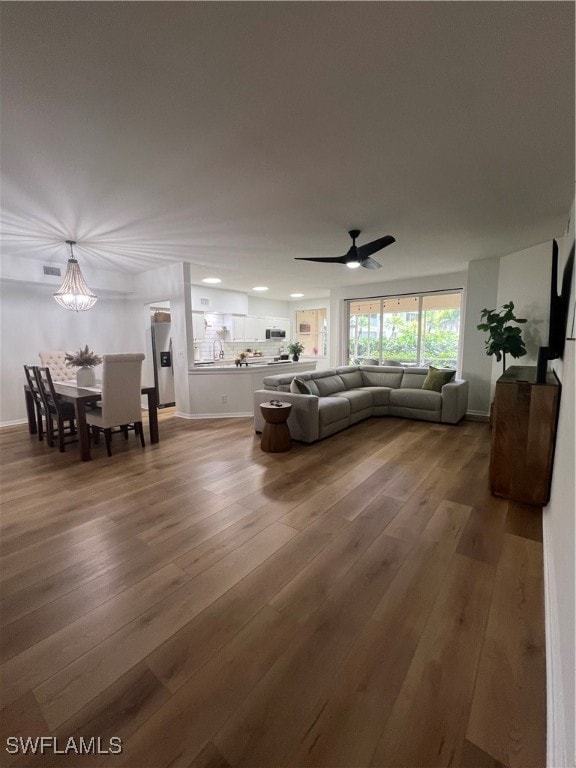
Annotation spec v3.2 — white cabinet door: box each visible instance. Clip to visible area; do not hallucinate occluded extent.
[244,317,256,341]
[192,312,205,341]
[255,317,268,341]
[231,316,245,341]
[245,316,266,342]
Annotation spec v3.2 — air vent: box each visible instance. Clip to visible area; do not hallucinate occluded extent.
[200,297,211,307]
[43,265,61,276]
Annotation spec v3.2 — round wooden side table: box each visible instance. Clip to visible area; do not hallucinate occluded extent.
[259,401,292,452]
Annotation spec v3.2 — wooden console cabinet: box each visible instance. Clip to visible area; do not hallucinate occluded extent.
[489,366,560,505]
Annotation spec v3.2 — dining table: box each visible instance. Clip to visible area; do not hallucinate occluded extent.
[24,381,159,461]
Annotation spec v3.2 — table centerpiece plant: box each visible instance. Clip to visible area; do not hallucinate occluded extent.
[65,345,103,387]
[287,340,305,362]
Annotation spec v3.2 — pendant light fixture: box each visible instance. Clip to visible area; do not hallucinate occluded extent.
[53,240,98,311]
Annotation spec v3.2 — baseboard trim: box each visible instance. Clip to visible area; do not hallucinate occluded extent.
[0,418,29,428]
[465,410,490,422]
[543,516,567,768]
[175,411,252,420]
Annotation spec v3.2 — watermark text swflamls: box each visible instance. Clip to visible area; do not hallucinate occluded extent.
[5,736,123,756]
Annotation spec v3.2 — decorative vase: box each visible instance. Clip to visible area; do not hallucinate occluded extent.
[292,354,299,362]
[76,366,96,387]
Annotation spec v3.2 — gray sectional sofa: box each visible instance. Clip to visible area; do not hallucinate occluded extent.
[253,365,469,444]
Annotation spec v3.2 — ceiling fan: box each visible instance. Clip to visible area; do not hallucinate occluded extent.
[295,229,396,270]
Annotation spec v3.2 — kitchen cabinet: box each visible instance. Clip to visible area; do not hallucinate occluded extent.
[194,312,290,343]
[231,316,245,341]
[244,316,267,342]
[489,366,560,505]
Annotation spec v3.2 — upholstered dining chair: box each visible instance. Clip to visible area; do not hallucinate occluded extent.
[85,353,145,457]
[24,364,46,442]
[34,366,77,451]
[38,351,73,381]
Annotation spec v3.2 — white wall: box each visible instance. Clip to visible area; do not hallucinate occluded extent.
[462,257,500,416]
[0,282,144,424]
[545,197,575,768]
[493,240,553,381]
[190,285,248,315]
[1,253,134,294]
[247,296,290,318]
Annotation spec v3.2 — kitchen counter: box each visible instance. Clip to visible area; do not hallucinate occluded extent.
[186,361,316,417]
[192,355,280,368]
[191,360,292,370]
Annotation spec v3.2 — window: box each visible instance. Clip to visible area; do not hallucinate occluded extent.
[295,308,327,356]
[347,292,462,368]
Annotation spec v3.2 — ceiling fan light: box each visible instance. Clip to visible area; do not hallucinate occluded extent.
[346,260,361,269]
[53,241,97,312]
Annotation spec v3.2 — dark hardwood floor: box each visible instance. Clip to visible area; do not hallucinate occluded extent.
[0,412,546,767]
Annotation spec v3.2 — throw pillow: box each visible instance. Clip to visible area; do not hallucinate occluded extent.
[421,366,455,392]
[290,376,312,395]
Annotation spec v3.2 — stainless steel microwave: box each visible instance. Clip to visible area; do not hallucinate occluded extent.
[266,328,286,339]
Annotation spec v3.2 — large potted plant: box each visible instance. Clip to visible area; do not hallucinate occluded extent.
[477,302,527,374]
[65,345,102,387]
[287,340,305,362]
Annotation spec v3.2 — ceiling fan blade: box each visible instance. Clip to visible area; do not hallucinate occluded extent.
[357,235,396,259]
[294,255,348,264]
[361,257,382,270]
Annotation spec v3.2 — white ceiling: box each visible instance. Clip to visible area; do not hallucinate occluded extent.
[1,2,574,301]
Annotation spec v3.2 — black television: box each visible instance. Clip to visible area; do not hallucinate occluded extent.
[547,238,574,360]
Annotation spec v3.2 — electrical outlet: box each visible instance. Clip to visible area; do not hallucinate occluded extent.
[220,394,228,404]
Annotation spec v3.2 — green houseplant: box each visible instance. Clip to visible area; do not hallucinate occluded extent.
[477,302,527,374]
[65,345,102,387]
[287,340,305,361]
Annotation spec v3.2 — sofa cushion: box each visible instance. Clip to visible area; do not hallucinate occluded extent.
[421,366,456,392]
[314,374,346,396]
[263,371,313,391]
[336,370,364,390]
[362,386,393,407]
[290,376,313,395]
[318,396,350,426]
[332,388,373,413]
[306,379,320,396]
[390,388,442,411]
[400,371,428,389]
[360,369,404,388]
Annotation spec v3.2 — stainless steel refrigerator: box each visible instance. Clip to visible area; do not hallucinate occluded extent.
[149,322,175,407]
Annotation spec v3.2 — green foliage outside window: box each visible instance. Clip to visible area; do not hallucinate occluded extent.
[349,306,460,367]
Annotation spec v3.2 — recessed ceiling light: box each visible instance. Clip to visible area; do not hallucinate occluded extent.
[290,293,304,298]
[252,286,268,292]
[202,277,222,284]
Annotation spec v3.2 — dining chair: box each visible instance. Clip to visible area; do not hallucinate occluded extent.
[34,366,77,451]
[38,351,73,381]
[85,353,145,457]
[24,364,46,442]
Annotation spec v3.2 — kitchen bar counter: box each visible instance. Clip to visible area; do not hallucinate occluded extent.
[186,361,316,417]
[192,361,296,370]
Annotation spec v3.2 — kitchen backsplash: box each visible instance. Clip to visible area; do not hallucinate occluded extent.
[195,328,287,361]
